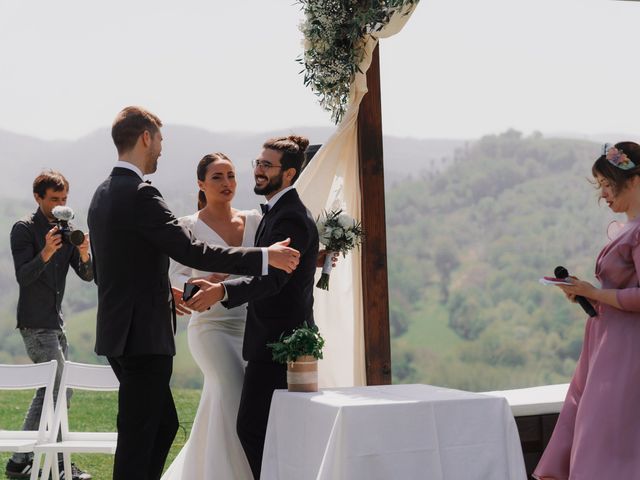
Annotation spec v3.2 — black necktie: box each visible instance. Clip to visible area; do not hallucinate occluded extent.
[256,204,270,244]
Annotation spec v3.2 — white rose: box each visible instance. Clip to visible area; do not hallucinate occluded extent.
[337,213,354,228]
[332,227,344,239]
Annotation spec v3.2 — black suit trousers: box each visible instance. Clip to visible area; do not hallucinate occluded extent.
[236,361,287,479]
[108,355,178,480]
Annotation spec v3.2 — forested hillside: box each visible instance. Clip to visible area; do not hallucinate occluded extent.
[387,130,616,390]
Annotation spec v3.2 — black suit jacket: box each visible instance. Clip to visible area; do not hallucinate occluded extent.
[88,167,264,357]
[223,189,319,362]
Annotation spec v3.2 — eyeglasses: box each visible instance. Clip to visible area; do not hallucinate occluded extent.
[252,159,283,171]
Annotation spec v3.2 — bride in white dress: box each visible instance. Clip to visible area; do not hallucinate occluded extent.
[162,152,255,480]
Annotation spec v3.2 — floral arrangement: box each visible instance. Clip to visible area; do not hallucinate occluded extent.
[297,0,418,123]
[267,322,325,364]
[315,209,363,290]
[605,145,635,170]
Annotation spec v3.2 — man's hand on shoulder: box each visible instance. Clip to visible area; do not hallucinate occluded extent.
[41,226,63,263]
[267,238,300,273]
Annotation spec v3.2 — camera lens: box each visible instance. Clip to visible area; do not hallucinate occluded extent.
[69,230,85,246]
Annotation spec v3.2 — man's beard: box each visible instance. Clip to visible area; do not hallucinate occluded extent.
[254,171,283,196]
[146,151,159,174]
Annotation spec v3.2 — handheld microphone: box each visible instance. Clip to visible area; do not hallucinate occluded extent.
[554,266,597,317]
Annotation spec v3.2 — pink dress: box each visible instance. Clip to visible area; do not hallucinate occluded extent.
[534,218,640,479]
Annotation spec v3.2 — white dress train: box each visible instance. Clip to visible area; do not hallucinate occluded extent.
[162,210,260,480]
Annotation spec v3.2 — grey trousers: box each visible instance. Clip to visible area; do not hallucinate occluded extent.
[11,328,72,464]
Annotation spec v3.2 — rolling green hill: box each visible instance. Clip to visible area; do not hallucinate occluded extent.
[387,130,616,390]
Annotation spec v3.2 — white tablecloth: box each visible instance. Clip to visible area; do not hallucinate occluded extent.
[261,384,526,480]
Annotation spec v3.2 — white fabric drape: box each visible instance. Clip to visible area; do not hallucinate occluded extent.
[296,4,418,387]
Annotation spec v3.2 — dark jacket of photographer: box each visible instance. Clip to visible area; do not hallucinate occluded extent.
[10,209,93,329]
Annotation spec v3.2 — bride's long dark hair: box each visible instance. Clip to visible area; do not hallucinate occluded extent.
[197,152,233,210]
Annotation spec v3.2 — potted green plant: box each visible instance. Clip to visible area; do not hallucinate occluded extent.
[267,322,325,392]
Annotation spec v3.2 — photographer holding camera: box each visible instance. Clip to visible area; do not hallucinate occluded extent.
[6,170,92,480]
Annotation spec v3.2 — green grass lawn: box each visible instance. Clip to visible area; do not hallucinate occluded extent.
[0,388,201,479]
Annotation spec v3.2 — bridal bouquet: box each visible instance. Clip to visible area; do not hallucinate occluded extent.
[315,209,363,290]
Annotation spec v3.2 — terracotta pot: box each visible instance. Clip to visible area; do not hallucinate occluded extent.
[287,355,318,392]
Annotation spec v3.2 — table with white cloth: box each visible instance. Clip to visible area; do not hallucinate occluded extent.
[261,384,526,480]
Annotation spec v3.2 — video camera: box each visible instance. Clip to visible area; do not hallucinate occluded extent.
[51,206,86,246]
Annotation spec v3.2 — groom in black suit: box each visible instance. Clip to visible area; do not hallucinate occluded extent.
[219,135,319,479]
[87,107,300,480]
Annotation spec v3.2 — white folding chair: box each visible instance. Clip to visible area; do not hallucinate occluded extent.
[0,360,57,480]
[34,361,119,480]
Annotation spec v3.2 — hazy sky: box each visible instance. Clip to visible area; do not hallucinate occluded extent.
[1,0,639,141]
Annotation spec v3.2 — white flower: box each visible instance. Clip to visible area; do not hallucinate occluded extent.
[346,230,356,242]
[321,229,333,245]
[337,213,354,229]
[332,227,344,239]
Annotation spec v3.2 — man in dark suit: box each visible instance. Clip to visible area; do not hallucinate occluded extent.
[218,135,319,479]
[87,106,300,480]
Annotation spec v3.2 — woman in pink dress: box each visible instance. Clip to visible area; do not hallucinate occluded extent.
[534,141,640,479]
